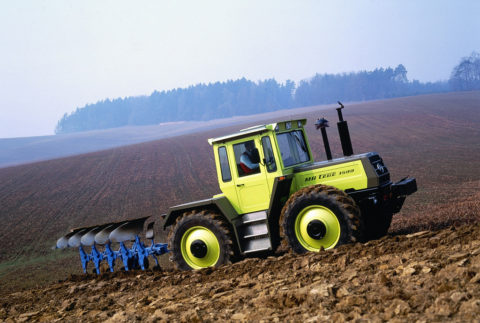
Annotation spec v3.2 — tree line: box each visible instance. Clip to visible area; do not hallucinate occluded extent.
[449,52,480,91]
[56,62,466,134]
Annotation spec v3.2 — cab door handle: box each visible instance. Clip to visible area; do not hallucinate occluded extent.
[236,184,244,187]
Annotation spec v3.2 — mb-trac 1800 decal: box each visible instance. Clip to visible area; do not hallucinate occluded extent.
[304,168,355,183]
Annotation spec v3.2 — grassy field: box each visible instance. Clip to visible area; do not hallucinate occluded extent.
[0,91,479,295]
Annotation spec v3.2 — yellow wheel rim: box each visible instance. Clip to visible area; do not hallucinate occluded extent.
[180,226,220,269]
[294,205,341,251]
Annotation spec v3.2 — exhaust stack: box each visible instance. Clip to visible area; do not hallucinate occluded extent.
[336,101,354,157]
[315,117,332,160]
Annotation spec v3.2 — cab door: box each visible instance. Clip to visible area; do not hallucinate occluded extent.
[231,136,270,214]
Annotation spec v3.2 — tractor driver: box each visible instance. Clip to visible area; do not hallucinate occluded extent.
[239,141,260,175]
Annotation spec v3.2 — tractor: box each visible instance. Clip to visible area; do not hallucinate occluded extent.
[56,102,416,272]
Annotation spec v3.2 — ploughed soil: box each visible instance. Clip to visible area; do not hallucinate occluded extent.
[1,92,480,321]
[2,222,480,322]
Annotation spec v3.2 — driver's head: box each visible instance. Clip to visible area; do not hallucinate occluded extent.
[245,141,255,152]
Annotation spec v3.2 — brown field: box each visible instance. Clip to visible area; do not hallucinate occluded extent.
[0,92,480,319]
[2,219,480,322]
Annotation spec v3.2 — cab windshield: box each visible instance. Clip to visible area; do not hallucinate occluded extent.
[276,130,310,167]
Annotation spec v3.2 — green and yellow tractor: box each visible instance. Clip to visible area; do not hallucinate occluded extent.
[56,103,416,272]
[164,102,416,270]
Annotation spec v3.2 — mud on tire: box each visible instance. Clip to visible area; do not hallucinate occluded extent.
[168,210,233,270]
[280,185,363,253]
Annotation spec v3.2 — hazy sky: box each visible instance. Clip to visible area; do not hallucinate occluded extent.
[1,0,479,138]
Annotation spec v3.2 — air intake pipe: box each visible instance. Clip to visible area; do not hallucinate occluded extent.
[336,101,354,157]
[314,117,332,160]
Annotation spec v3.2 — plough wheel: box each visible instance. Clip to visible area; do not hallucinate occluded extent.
[168,210,233,270]
[280,185,363,253]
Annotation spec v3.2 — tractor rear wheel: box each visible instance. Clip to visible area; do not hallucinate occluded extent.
[280,185,363,253]
[168,210,233,270]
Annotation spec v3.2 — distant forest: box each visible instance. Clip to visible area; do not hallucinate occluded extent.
[56,64,452,134]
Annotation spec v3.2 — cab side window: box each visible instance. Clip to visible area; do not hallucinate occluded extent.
[218,146,232,182]
[233,140,261,177]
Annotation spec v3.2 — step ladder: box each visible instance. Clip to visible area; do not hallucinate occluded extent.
[237,211,271,254]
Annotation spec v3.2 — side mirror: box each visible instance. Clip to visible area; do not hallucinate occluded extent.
[251,148,260,164]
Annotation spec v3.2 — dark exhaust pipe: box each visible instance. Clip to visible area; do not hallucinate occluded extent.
[314,117,332,160]
[336,101,354,157]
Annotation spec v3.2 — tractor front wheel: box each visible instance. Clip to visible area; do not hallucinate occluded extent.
[168,210,233,270]
[280,185,363,253]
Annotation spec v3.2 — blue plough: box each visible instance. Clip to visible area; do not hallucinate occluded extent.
[56,218,169,274]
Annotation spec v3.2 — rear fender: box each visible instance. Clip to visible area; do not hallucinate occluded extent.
[164,196,239,228]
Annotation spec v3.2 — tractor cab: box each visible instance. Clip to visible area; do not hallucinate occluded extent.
[208,119,312,214]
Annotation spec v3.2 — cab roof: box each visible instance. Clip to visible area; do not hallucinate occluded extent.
[208,119,307,145]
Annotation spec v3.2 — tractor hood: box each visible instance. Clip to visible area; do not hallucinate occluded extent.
[293,153,374,173]
[292,152,389,191]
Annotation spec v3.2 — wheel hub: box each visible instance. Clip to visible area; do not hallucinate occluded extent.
[180,226,221,269]
[294,205,341,251]
[190,239,208,258]
[306,219,327,239]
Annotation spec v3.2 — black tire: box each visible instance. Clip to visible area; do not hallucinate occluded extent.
[280,185,363,254]
[168,210,233,271]
[362,207,393,240]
